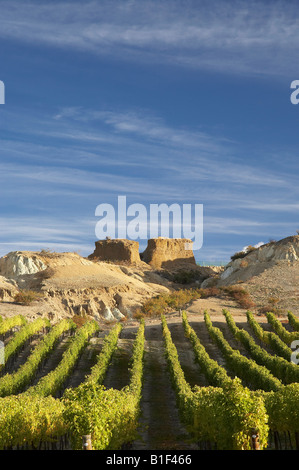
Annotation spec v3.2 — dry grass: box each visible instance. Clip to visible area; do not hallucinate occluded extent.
[133,284,257,319]
[14,289,43,306]
[135,288,201,318]
[220,285,256,309]
[136,286,224,318]
[257,297,285,316]
[71,314,89,328]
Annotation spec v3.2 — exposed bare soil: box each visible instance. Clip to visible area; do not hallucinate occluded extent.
[243,261,299,314]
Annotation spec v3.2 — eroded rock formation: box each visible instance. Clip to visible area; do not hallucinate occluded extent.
[141,237,196,269]
[88,239,141,264]
[215,235,299,286]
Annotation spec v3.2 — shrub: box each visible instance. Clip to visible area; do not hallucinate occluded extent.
[141,294,169,317]
[72,314,89,328]
[231,245,257,261]
[231,251,247,261]
[172,270,198,284]
[132,308,144,320]
[14,290,43,306]
[197,287,221,298]
[220,285,256,309]
[258,298,284,316]
[140,288,203,317]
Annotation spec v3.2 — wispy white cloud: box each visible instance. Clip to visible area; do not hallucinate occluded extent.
[0,0,298,76]
[203,216,285,235]
[0,215,96,257]
[1,102,299,259]
[230,201,299,212]
[1,1,298,262]
[1,103,296,207]
[53,106,230,154]
[51,106,293,189]
[0,161,169,196]
[0,104,291,197]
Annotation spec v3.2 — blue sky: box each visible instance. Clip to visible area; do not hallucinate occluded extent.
[1,0,299,264]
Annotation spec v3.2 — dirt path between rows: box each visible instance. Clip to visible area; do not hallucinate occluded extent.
[132,321,198,450]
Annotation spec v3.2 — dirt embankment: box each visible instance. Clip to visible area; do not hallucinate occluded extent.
[1,233,299,324]
[0,250,173,322]
[204,235,299,315]
[0,245,215,323]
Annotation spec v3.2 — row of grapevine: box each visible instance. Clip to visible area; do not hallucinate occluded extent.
[0,310,298,450]
[203,311,282,392]
[181,311,231,388]
[0,315,27,337]
[161,314,194,424]
[0,318,75,397]
[62,319,145,449]
[266,311,299,345]
[185,310,299,449]
[0,393,67,449]
[1,317,50,370]
[84,322,123,385]
[223,309,299,384]
[182,311,299,449]
[0,318,145,450]
[162,313,269,450]
[288,311,299,331]
[246,310,292,360]
[26,319,99,397]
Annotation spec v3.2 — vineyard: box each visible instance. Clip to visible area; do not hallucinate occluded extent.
[0,307,298,450]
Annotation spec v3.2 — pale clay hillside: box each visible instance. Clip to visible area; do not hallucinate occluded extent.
[0,235,298,322]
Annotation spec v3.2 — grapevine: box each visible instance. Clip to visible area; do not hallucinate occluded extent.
[0,318,75,397]
[223,309,299,384]
[162,313,269,450]
[62,319,145,450]
[0,310,297,450]
[204,310,282,392]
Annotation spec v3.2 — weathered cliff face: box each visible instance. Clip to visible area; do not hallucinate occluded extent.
[216,235,299,286]
[88,239,141,264]
[0,252,47,278]
[0,237,199,323]
[88,237,198,270]
[0,276,18,301]
[0,250,92,279]
[0,249,171,322]
[141,238,196,269]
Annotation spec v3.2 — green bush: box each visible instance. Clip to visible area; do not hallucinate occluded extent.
[172,270,198,284]
[141,288,202,317]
